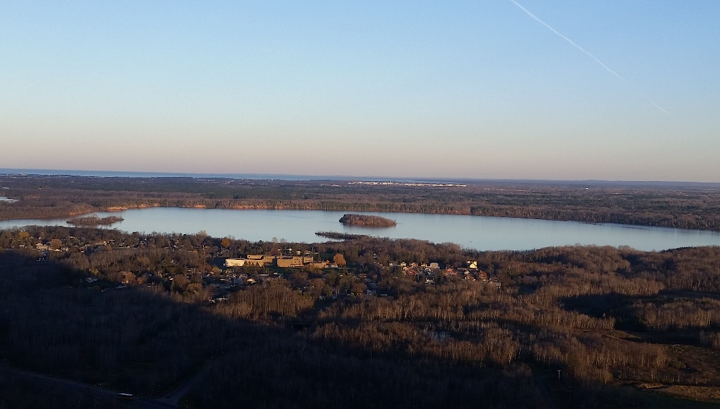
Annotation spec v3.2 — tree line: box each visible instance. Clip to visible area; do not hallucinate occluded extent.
[3,174,720,230]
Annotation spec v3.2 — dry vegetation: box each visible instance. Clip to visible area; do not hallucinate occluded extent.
[1,226,720,408]
[339,213,397,227]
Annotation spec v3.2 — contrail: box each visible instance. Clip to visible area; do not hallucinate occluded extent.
[508,0,625,82]
[508,0,670,115]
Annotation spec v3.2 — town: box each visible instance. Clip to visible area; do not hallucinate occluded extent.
[10,227,501,304]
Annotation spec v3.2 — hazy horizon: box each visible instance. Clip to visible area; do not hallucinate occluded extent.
[2,1,719,182]
[3,167,720,187]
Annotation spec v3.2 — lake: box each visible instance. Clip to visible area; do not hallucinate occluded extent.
[2,207,720,251]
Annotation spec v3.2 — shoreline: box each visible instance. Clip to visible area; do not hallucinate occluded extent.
[2,175,719,232]
[1,203,720,233]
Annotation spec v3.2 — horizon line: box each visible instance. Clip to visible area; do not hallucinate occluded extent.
[1,168,719,186]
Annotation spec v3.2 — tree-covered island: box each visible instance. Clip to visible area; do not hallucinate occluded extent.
[339,213,397,227]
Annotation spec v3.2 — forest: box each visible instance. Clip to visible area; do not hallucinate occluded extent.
[2,174,720,230]
[1,225,720,408]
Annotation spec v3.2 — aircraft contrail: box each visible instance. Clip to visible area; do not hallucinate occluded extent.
[508,0,670,115]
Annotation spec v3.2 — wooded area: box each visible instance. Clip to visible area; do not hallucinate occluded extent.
[1,225,720,407]
[339,213,397,227]
[2,174,720,230]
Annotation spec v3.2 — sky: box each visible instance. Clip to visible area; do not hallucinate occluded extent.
[1,1,719,182]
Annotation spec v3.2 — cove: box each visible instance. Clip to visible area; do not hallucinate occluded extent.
[2,207,720,252]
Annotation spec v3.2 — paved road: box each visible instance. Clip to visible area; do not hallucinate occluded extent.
[0,363,189,409]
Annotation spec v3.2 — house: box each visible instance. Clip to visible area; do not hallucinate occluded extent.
[224,258,246,267]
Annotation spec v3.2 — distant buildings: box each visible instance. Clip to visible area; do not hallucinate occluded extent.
[224,254,324,269]
[224,258,247,267]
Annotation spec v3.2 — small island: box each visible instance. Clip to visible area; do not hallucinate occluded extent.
[67,215,124,226]
[339,213,396,228]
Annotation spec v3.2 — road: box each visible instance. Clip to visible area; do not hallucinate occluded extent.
[0,363,200,409]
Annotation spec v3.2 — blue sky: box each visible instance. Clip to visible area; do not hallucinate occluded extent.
[2,1,719,181]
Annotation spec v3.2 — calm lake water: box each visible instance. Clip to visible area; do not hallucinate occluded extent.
[2,208,720,252]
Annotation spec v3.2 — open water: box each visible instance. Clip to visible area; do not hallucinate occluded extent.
[2,207,720,251]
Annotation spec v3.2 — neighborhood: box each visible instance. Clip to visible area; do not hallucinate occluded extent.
[2,228,502,306]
